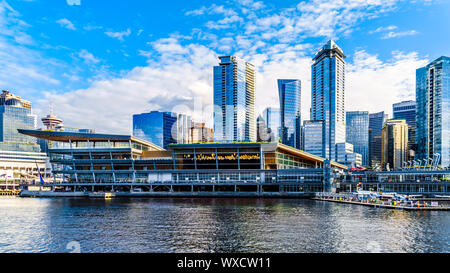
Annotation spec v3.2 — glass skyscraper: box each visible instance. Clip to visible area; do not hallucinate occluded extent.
[311,40,346,160]
[0,90,40,152]
[133,111,177,149]
[393,100,416,159]
[278,79,301,149]
[416,56,450,168]
[259,107,280,142]
[369,111,388,167]
[381,120,408,170]
[346,111,369,166]
[176,114,192,144]
[302,120,325,157]
[213,56,256,143]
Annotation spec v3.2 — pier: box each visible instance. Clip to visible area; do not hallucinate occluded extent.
[313,193,450,211]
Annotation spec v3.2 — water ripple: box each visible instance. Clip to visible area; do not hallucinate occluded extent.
[0,197,448,253]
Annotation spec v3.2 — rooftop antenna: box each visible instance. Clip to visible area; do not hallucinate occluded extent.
[49,101,54,115]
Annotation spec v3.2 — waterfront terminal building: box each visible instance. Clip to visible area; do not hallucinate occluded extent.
[18,129,349,196]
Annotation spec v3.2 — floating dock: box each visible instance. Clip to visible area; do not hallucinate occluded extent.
[313,195,450,211]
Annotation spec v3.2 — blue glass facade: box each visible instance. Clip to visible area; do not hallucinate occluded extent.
[278,79,301,149]
[416,56,450,167]
[369,111,388,167]
[133,111,177,149]
[393,100,416,156]
[302,120,325,157]
[213,56,256,143]
[311,40,346,160]
[260,107,280,142]
[0,92,39,152]
[346,111,369,166]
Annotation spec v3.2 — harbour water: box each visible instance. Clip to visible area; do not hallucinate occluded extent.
[0,197,448,253]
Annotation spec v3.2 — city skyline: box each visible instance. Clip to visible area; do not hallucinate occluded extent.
[1,0,449,134]
[1,0,450,257]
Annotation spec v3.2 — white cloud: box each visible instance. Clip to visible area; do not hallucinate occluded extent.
[77,49,99,64]
[205,15,243,30]
[38,42,217,134]
[369,25,397,33]
[66,0,81,6]
[1,0,433,136]
[35,32,430,136]
[186,4,237,17]
[346,50,428,117]
[0,2,61,95]
[381,30,418,39]
[56,18,76,30]
[0,1,33,44]
[105,29,131,41]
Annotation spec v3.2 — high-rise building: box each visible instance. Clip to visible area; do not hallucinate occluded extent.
[302,120,325,157]
[133,111,177,149]
[381,120,408,170]
[257,115,270,143]
[0,90,40,152]
[177,114,192,144]
[278,79,301,148]
[416,56,450,168]
[311,40,346,160]
[258,107,280,142]
[335,142,354,164]
[335,142,362,167]
[346,111,369,166]
[213,56,256,143]
[189,122,213,144]
[0,90,49,186]
[393,100,416,160]
[369,111,388,168]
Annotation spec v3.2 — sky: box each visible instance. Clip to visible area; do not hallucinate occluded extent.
[0,0,449,134]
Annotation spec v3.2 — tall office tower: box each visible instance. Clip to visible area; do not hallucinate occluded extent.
[0,90,49,183]
[256,115,269,142]
[177,114,192,144]
[189,122,213,144]
[260,107,281,142]
[346,111,369,166]
[381,120,408,170]
[0,90,40,152]
[416,56,450,168]
[369,111,388,168]
[302,120,325,157]
[213,56,256,143]
[393,100,416,160]
[133,111,177,149]
[278,79,301,149]
[311,40,346,160]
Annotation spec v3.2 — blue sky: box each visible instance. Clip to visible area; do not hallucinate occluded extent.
[1,0,449,133]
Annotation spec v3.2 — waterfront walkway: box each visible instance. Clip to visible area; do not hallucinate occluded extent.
[313,194,450,211]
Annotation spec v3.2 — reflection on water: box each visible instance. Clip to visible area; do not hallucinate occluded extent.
[0,197,448,253]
